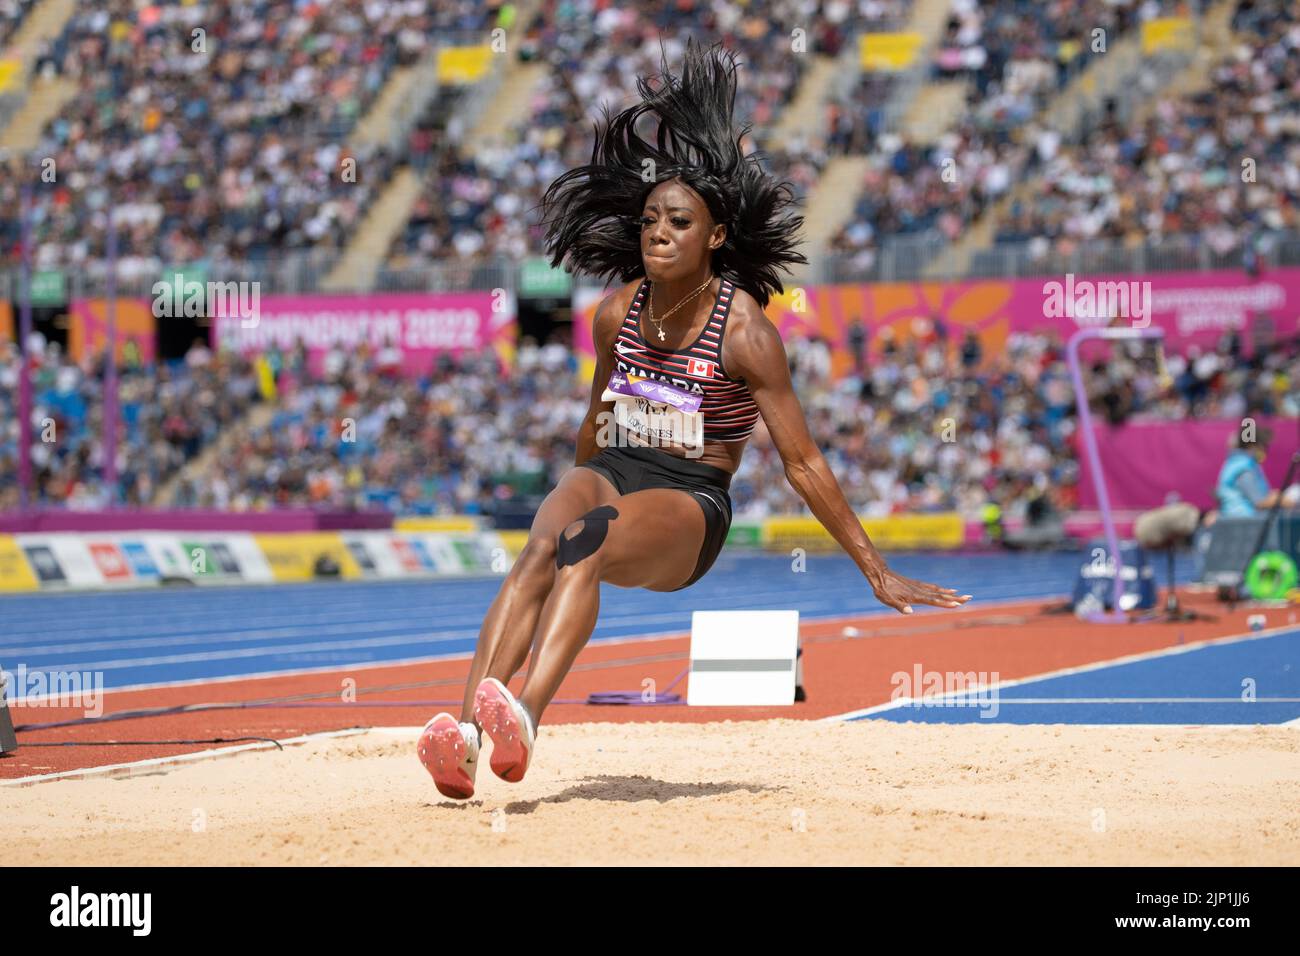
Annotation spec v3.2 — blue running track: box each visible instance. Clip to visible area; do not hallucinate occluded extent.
[1,551,1090,691]
[854,627,1300,725]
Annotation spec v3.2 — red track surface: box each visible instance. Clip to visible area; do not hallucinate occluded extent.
[2,593,1289,780]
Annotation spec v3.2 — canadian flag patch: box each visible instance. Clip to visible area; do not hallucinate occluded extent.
[687,358,716,378]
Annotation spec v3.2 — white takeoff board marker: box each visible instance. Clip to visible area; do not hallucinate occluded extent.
[687,610,800,706]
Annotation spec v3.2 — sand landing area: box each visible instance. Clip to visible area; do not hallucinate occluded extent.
[4,719,1297,866]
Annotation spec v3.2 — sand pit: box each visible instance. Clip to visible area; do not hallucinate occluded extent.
[5,719,1298,866]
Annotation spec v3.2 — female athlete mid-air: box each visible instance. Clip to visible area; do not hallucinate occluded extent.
[419,39,972,799]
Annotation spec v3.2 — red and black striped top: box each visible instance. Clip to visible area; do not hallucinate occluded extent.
[611,276,760,442]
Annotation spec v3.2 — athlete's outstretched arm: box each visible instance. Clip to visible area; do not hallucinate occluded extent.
[724,300,971,614]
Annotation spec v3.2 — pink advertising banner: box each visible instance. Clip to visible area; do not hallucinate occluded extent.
[213,292,517,376]
[573,268,1300,379]
[1079,418,1298,511]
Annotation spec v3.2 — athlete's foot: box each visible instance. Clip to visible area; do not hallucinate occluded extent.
[417,713,481,800]
[473,677,536,783]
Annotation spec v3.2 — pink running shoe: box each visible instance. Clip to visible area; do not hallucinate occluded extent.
[474,678,536,783]
[417,713,480,800]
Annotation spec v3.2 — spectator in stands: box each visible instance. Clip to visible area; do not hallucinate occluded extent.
[1215,428,1279,518]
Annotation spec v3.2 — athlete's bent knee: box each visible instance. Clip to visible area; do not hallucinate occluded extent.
[517,535,558,571]
[556,505,619,570]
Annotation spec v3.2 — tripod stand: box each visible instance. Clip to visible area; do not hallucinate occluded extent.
[1152,541,1215,622]
[0,665,16,755]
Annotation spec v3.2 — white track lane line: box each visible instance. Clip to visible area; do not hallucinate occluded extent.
[0,728,367,787]
[12,594,1052,699]
[824,623,1300,722]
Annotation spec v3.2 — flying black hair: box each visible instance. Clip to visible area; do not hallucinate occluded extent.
[535,37,807,308]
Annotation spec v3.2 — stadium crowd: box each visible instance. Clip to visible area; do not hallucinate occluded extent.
[827,0,1214,274]
[0,0,38,52]
[993,0,1299,261]
[1,0,507,277]
[6,0,1287,286]
[7,327,1295,522]
[380,0,1278,283]
[2,0,1297,525]
[0,335,259,511]
[163,337,585,514]
[736,320,1298,518]
[387,0,842,271]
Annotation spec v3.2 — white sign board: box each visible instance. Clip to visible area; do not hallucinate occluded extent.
[687,610,800,706]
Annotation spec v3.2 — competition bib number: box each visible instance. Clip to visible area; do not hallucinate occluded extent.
[602,371,703,449]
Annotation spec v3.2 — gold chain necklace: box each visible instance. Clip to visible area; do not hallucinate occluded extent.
[647,275,714,342]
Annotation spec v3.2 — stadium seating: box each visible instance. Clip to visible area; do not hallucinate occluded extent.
[14,332,1276,519]
[1,0,1297,523]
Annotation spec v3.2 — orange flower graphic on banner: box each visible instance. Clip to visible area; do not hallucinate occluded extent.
[69,299,157,364]
[572,279,1019,381]
[765,280,1016,377]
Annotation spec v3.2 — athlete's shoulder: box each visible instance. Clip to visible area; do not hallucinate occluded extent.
[721,284,783,381]
[724,285,781,349]
[591,278,644,351]
[604,277,647,318]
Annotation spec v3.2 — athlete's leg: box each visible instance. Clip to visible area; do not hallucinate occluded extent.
[516,487,708,726]
[457,466,618,726]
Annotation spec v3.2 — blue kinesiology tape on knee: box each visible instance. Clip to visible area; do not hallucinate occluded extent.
[555,505,619,569]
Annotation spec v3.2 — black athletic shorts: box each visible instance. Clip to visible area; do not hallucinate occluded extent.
[576,443,733,591]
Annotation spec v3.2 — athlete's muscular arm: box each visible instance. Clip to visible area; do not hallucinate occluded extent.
[574,294,622,466]
[725,299,970,614]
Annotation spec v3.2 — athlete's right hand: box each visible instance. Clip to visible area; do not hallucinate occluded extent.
[868,566,971,615]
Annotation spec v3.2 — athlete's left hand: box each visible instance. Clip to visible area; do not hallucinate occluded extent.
[868,566,971,615]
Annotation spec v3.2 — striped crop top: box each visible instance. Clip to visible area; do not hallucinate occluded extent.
[607,277,761,443]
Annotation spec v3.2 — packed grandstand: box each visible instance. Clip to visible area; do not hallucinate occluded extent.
[1,0,1296,523]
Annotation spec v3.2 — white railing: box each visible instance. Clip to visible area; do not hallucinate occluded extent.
[10,230,1297,302]
[819,231,1300,283]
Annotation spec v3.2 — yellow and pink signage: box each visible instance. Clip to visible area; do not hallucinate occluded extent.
[574,268,1300,379]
